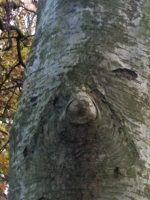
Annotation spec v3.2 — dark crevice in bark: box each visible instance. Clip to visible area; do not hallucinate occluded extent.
[23,145,35,158]
[114,166,123,179]
[38,197,50,200]
[23,146,28,157]
[112,68,138,80]
[53,96,59,106]
[30,96,38,102]
[30,95,38,106]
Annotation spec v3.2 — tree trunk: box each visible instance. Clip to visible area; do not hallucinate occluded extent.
[9,0,150,199]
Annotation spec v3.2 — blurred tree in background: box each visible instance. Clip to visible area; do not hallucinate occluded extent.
[0,0,37,198]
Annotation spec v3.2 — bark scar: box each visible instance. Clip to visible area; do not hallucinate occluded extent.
[112,68,138,80]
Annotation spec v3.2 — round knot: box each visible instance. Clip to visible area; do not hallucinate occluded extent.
[66,92,98,124]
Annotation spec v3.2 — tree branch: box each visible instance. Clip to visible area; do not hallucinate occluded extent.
[0,140,9,153]
[0,1,37,15]
[20,5,37,15]
[0,63,20,90]
[16,37,26,68]
[0,18,25,39]
[0,130,8,136]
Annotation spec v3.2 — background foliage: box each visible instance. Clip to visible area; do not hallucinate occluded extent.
[0,0,37,198]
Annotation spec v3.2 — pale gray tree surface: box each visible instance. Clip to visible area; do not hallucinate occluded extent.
[9,0,150,199]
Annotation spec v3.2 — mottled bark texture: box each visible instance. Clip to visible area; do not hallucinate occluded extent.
[9,0,150,199]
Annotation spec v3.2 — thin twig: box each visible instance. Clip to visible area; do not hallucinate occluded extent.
[0,63,20,90]
[0,140,9,153]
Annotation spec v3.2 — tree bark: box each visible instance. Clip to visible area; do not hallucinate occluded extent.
[9,0,150,199]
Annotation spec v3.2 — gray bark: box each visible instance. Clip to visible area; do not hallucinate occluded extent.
[9,0,150,199]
